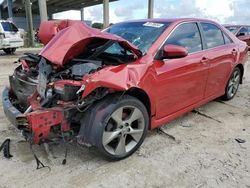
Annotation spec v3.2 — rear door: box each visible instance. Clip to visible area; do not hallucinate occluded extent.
[200,22,237,98]
[153,22,209,119]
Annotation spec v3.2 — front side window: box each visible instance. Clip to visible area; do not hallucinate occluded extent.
[164,23,202,53]
[201,23,225,49]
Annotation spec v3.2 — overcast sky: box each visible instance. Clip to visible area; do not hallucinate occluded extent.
[0,0,249,24]
[53,0,250,25]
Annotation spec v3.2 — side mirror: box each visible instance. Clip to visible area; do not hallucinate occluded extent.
[162,44,188,59]
[237,32,245,37]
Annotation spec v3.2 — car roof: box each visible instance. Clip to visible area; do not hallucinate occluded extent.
[118,18,219,24]
[224,24,250,27]
[0,20,13,23]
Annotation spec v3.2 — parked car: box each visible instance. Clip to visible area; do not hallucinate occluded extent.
[225,25,250,47]
[18,28,26,39]
[2,18,248,160]
[0,20,24,54]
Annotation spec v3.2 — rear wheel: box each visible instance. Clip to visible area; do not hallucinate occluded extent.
[222,67,241,100]
[3,48,16,54]
[83,94,149,160]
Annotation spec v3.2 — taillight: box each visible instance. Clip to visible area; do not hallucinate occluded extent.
[0,33,5,39]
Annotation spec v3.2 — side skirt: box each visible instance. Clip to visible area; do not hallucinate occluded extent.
[151,91,224,129]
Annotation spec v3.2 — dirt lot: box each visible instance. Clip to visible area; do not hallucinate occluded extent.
[0,48,249,188]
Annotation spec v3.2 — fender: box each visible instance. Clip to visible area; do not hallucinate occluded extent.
[81,63,156,116]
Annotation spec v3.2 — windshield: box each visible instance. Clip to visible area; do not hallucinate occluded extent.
[105,21,171,53]
[225,26,240,34]
[1,22,19,32]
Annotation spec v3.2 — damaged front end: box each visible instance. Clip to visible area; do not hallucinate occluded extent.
[2,21,142,145]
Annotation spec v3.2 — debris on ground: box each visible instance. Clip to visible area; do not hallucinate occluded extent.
[192,110,222,123]
[235,138,246,143]
[0,138,13,159]
[157,127,181,144]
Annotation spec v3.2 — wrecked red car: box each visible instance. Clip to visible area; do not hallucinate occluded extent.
[2,19,248,160]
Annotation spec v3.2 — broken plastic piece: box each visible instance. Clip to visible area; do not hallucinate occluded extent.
[29,143,51,170]
[235,138,246,143]
[0,138,13,159]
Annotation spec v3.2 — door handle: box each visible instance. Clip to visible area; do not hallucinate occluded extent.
[200,57,209,64]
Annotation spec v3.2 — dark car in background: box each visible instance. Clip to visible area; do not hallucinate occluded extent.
[225,25,250,47]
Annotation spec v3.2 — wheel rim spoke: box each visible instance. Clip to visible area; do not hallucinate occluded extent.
[228,85,233,96]
[103,130,121,145]
[115,135,126,155]
[235,75,240,83]
[127,108,143,124]
[111,108,123,125]
[129,128,144,142]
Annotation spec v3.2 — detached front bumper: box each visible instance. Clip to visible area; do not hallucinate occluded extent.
[2,87,22,126]
[2,87,70,144]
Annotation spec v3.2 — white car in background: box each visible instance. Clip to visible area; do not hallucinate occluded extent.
[0,20,24,54]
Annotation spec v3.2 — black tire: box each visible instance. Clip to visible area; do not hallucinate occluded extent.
[222,67,241,101]
[3,48,16,54]
[79,94,149,160]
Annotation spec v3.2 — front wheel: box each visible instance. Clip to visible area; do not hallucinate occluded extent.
[84,94,149,160]
[222,67,241,100]
[3,48,16,54]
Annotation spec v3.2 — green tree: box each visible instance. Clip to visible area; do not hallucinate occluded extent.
[92,23,104,29]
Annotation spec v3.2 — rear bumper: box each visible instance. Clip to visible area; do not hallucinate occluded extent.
[0,39,24,49]
[2,87,70,144]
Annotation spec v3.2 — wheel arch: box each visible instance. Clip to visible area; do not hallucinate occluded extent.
[236,64,244,84]
[126,87,151,118]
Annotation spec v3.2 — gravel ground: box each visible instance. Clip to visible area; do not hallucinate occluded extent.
[0,48,249,188]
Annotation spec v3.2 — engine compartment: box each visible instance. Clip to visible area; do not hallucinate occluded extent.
[10,54,105,111]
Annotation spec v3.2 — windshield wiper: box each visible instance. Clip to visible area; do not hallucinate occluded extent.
[88,40,115,60]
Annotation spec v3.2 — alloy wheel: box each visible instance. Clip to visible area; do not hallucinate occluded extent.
[102,106,145,156]
[227,69,241,98]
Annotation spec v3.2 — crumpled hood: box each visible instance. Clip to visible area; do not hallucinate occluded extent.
[39,22,142,66]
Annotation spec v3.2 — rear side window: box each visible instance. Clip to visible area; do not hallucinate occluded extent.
[1,22,18,32]
[238,27,248,35]
[165,23,202,53]
[201,23,224,49]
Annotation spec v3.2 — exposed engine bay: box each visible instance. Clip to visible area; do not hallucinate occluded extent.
[10,54,103,111]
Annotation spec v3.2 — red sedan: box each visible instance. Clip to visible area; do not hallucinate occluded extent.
[2,18,248,160]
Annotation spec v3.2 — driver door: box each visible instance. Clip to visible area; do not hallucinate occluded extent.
[152,22,209,119]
